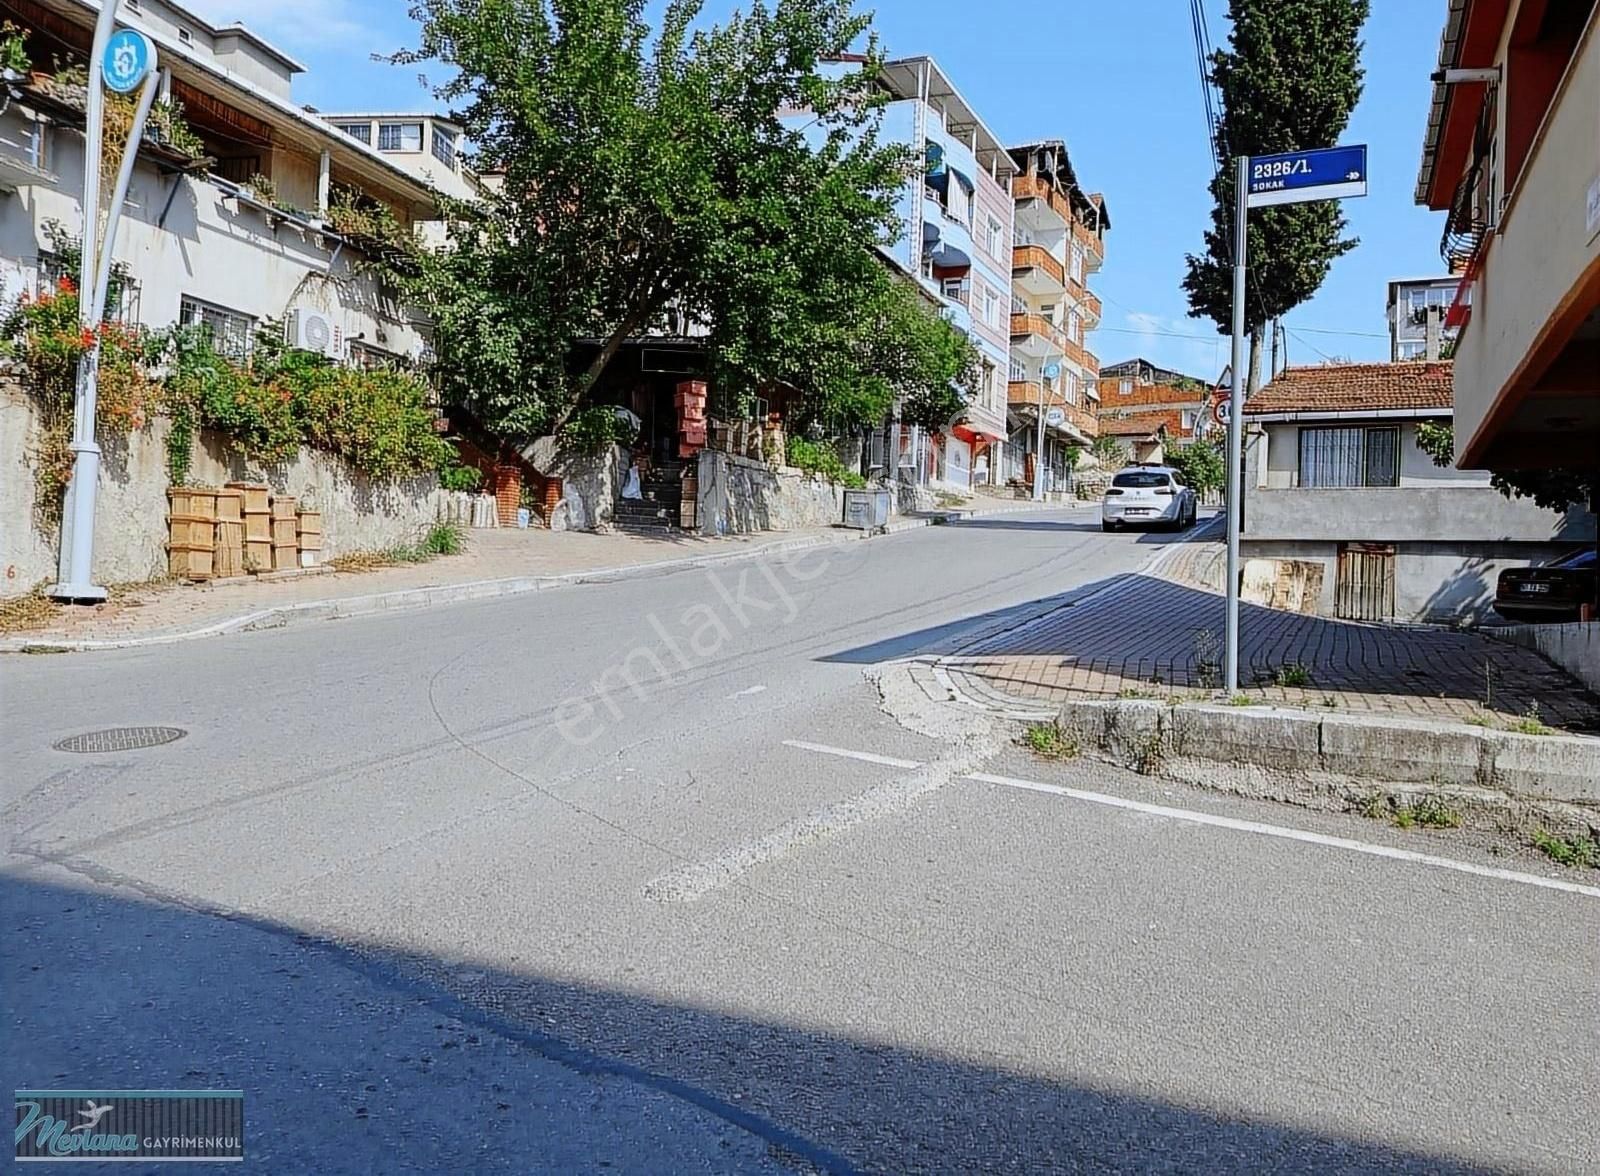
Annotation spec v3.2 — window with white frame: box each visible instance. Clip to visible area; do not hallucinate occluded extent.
[1118,378,1133,395]
[1070,244,1085,282]
[378,122,423,152]
[983,286,1000,328]
[335,122,372,145]
[1067,310,1081,343]
[942,277,966,303]
[1009,359,1026,382]
[179,297,255,361]
[985,214,1003,259]
[1063,371,1077,403]
[1181,409,1197,431]
[431,126,458,169]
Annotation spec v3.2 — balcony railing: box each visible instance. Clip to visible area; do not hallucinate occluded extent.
[1006,382,1099,439]
[1012,174,1073,224]
[1012,244,1065,288]
[1010,313,1065,347]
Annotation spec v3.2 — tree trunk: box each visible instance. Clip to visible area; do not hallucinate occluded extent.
[1247,324,1265,396]
[550,298,658,432]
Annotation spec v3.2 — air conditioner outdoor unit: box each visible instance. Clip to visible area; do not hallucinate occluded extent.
[285,307,343,358]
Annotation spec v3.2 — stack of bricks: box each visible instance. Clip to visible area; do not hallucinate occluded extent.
[676,380,707,459]
[492,463,522,527]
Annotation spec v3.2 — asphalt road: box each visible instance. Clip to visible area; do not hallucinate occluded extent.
[3,510,1596,1174]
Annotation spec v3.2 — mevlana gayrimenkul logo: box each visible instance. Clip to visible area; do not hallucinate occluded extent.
[14,1099,139,1157]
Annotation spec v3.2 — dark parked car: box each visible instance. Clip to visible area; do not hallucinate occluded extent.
[1494,548,1597,623]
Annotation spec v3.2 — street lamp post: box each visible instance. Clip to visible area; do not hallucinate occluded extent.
[51,3,159,603]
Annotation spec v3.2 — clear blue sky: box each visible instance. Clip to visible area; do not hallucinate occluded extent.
[192,0,1450,380]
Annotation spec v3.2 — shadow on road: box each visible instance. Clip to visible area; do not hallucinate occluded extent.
[821,570,1600,727]
[2,871,1491,1174]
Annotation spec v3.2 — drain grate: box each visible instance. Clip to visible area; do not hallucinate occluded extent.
[54,726,187,754]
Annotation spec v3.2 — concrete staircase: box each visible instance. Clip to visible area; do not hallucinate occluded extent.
[613,461,686,533]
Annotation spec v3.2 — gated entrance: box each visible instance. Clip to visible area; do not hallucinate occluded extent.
[1335,543,1396,621]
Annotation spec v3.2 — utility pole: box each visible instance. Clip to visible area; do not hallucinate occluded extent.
[1032,373,1048,500]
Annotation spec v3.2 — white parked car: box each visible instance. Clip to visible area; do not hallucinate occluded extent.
[1101,465,1197,532]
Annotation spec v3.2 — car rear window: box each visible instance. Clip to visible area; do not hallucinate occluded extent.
[1112,472,1170,489]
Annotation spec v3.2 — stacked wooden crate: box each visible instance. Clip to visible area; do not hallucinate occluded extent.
[229,483,273,573]
[270,495,299,571]
[214,488,244,578]
[166,487,217,581]
[297,509,323,568]
[680,470,698,531]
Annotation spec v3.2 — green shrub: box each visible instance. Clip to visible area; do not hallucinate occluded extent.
[438,463,483,492]
[560,405,638,456]
[160,327,452,483]
[420,522,464,556]
[786,435,865,487]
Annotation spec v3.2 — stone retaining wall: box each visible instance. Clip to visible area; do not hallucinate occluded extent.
[696,450,861,536]
[2,381,459,595]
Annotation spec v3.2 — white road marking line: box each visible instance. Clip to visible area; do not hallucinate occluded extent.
[644,740,990,902]
[784,741,1600,900]
[729,684,769,698]
[780,739,922,770]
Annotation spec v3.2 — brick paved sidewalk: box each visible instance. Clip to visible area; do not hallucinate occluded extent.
[944,570,1600,733]
[2,496,1076,648]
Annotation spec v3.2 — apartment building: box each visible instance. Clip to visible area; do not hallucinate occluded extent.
[1003,140,1108,495]
[1096,357,1212,448]
[0,0,446,369]
[859,57,1017,490]
[1414,0,1599,470]
[1385,276,1463,361]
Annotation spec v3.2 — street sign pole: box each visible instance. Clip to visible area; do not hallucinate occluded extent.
[1033,378,1047,500]
[52,6,157,603]
[1223,154,1249,694]
[1222,143,1367,694]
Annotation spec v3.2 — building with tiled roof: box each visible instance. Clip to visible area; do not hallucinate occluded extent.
[1238,360,1592,626]
[1243,362,1454,417]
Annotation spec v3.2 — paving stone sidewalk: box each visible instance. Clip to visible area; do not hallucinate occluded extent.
[2,496,1076,648]
[944,546,1600,733]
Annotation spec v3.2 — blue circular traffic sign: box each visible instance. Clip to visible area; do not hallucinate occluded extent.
[103,29,155,94]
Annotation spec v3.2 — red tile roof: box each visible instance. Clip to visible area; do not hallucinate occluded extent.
[1243,362,1454,416]
[1098,410,1175,439]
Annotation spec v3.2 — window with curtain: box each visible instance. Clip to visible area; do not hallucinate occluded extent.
[378,122,423,152]
[1298,426,1400,488]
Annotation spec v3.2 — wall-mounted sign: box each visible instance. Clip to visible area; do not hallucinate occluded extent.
[1044,407,1065,427]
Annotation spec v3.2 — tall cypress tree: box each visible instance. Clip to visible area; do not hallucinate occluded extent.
[1183,0,1370,391]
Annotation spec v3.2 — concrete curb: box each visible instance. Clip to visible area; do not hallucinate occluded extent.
[1,501,1066,654]
[1055,697,1600,819]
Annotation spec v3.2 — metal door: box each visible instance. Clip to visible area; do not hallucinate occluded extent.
[1335,544,1395,621]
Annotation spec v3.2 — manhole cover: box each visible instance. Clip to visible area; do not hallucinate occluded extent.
[54,726,187,754]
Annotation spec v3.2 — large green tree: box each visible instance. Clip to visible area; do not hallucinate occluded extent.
[395,0,954,442]
[1183,0,1370,391]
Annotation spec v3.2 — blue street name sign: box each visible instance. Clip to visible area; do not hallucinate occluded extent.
[103,29,154,94]
[1245,145,1367,208]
